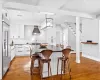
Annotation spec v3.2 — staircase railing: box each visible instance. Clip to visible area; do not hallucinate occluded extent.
[64,22,82,36]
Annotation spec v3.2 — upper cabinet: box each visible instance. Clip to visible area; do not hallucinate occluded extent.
[2,9,10,26]
[19,24,24,38]
[10,24,24,38]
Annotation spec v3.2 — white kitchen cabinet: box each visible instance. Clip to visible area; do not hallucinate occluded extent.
[19,24,24,38]
[10,24,24,38]
[15,45,30,56]
[10,24,19,38]
[15,45,24,56]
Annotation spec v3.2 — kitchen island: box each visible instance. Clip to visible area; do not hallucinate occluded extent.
[32,46,72,77]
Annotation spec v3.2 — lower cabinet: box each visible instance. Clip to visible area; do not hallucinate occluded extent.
[15,45,30,56]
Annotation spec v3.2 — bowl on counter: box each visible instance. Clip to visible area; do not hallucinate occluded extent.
[40,43,48,49]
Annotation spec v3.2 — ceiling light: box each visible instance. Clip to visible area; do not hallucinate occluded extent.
[46,17,53,27]
[41,14,53,30]
[32,25,40,35]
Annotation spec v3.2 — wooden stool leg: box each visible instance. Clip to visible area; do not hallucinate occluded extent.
[48,62,52,80]
[61,60,63,80]
[38,59,41,73]
[40,62,43,80]
[49,62,52,76]
[63,60,66,74]
[31,58,34,75]
[57,59,59,75]
[68,59,71,72]
[30,63,32,75]
[48,62,49,77]
[66,59,71,80]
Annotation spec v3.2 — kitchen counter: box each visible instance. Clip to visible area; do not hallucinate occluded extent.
[10,45,15,50]
[14,43,41,45]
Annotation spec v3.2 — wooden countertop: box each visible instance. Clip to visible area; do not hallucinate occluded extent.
[81,42,98,44]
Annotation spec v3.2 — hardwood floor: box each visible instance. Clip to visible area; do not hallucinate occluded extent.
[3,54,100,80]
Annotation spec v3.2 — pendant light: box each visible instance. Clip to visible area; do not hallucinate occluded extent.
[45,14,53,28]
[32,25,40,35]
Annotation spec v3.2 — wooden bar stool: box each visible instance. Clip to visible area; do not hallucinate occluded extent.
[57,48,71,80]
[30,54,41,75]
[40,50,53,80]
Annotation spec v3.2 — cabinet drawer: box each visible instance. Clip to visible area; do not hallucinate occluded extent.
[16,51,24,56]
[18,51,23,52]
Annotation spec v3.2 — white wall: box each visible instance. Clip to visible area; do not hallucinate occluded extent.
[63,28,68,48]
[68,25,76,51]
[9,18,69,47]
[67,22,82,52]
[56,26,63,44]
[10,19,46,44]
[82,18,100,61]
[10,19,63,45]
[24,25,46,43]
[44,25,63,45]
[46,27,56,45]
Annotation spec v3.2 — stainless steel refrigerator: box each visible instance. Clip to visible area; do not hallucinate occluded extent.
[2,21,10,76]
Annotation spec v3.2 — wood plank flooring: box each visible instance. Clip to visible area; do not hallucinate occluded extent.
[3,54,100,80]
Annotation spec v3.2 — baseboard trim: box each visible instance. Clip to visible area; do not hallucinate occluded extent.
[82,54,100,61]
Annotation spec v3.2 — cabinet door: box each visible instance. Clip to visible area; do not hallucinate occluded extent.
[10,24,19,38]
[10,24,24,38]
[18,24,24,38]
[15,45,24,56]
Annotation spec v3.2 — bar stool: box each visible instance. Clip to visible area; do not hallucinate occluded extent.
[40,50,53,80]
[30,54,41,75]
[57,48,71,80]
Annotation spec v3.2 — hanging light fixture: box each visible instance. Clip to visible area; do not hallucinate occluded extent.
[41,14,53,30]
[45,14,53,28]
[32,25,40,35]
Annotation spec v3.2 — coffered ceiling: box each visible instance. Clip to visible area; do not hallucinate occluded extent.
[61,0,100,15]
[3,0,67,8]
[3,0,40,6]
[2,0,100,26]
[8,9,76,25]
[3,0,100,15]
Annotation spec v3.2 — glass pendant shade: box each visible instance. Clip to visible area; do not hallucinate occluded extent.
[32,25,40,35]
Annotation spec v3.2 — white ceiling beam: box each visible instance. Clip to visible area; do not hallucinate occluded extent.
[3,2,96,19]
[3,2,39,12]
